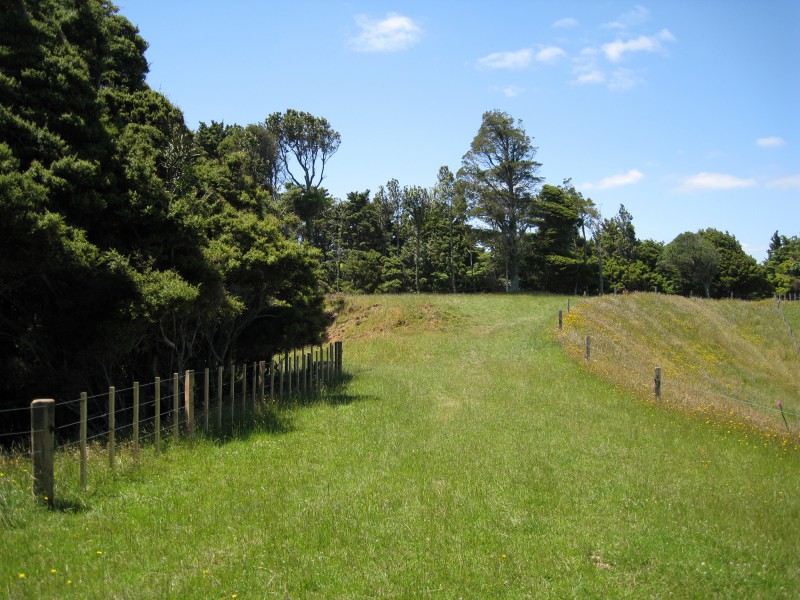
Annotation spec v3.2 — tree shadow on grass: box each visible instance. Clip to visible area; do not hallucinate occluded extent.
[279,373,371,408]
[210,372,369,443]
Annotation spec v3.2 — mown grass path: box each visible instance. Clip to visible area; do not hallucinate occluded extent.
[2,294,798,598]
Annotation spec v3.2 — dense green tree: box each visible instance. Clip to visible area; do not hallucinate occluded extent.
[659,232,720,298]
[698,229,771,298]
[525,184,581,292]
[765,232,800,294]
[0,0,328,424]
[266,109,340,240]
[459,110,543,292]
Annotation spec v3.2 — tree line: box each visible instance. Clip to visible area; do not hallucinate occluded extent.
[1,0,798,421]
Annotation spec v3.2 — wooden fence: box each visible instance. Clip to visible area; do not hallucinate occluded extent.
[17,342,343,508]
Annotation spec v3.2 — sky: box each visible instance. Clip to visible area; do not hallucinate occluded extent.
[119,0,799,261]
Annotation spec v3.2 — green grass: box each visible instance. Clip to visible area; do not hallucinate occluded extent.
[2,294,799,598]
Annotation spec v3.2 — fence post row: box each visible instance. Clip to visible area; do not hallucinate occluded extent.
[26,343,344,508]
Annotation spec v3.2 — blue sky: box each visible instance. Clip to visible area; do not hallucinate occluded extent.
[120,1,799,261]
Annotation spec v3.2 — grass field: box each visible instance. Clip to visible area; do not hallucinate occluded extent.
[2,294,799,598]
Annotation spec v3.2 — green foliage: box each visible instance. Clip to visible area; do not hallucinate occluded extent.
[765,231,800,294]
[698,228,772,298]
[459,110,543,292]
[659,232,720,298]
[0,0,327,421]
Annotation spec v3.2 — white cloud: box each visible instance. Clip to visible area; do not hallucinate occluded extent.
[477,46,566,70]
[477,48,533,69]
[677,172,757,192]
[349,13,422,52]
[575,69,606,85]
[765,174,800,190]
[608,68,640,91]
[582,169,644,190]
[602,29,675,62]
[552,17,578,28]
[604,6,651,29]
[756,136,787,147]
[536,46,567,63]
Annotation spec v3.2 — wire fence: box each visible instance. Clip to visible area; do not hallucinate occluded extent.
[2,342,345,506]
[557,295,800,429]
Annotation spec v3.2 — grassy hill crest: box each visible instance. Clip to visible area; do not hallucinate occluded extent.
[559,293,800,435]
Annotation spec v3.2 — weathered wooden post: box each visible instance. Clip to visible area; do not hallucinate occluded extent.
[31,399,55,508]
[292,348,300,394]
[230,364,235,423]
[133,381,140,460]
[585,336,591,361]
[336,341,343,376]
[301,352,307,393]
[184,370,194,437]
[250,362,256,417]
[558,310,563,330]
[241,363,247,421]
[217,366,223,429]
[286,353,292,396]
[154,377,161,455]
[270,358,276,404]
[109,386,116,468]
[654,367,662,399]
[172,373,179,438]
[279,356,285,398]
[80,392,87,490]
[258,361,266,411]
[204,368,210,433]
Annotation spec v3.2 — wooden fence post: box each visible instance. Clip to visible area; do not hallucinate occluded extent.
[204,368,210,433]
[654,367,662,399]
[172,373,179,439]
[558,310,563,330]
[318,346,324,386]
[184,370,194,437]
[133,381,140,461]
[155,377,161,455]
[258,361,265,411]
[217,366,223,430]
[251,361,257,417]
[109,386,116,468]
[270,358,275,405]
[286,353,292,396]
[31,399,55,508]
[294,351,299,394]
[241,363,247,420]
[279,356,285,399]
[336,341,343,376]
[585,336,591,361]
[80,392,87,490]
[230,364,235,423]
[567,298,570,313]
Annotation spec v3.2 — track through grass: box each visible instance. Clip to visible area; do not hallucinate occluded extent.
[2,294,798,598]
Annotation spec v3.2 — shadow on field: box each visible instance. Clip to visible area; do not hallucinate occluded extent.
[210,372,368,444]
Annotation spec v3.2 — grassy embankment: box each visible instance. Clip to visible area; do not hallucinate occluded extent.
[2,293,798,598]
